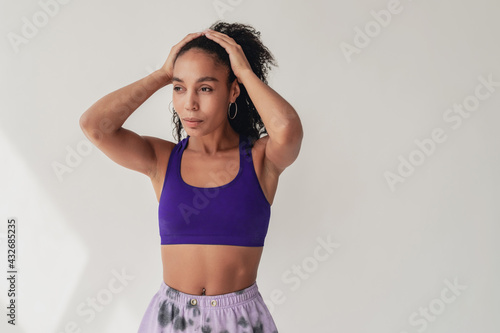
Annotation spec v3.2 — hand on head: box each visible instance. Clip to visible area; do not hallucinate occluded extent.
[160,28,253,86]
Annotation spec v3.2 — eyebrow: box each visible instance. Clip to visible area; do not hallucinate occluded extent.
[172,76,219,83]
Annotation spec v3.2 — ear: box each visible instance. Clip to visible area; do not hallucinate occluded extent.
[229,79,240,103]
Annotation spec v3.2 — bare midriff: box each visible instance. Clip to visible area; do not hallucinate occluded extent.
[161,244,264,296]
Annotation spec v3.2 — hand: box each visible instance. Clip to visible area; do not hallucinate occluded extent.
[203,29,254,83]
[160,32,204,84]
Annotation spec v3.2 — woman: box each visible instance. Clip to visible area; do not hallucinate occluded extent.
[80,21,303,333]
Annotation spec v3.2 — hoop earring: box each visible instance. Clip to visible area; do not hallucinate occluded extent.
[228,102,238,120]
[169,101,176,114]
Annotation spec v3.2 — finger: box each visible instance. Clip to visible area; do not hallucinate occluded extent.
[204,33,238,51]
[175,31,203,49]
[206,32,234,45]
[204,31,236,45]
[165,32,203,68]
[167,32,202,61]
[184,31,204,40]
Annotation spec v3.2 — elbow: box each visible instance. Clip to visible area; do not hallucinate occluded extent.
[293,117,304,142]
[79,111,94,135]
[79,111,101,141]
[289,122,304,148]
[79,113,88,131]
[277,114,303,146]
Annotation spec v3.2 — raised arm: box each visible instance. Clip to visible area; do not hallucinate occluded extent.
[79,32,203,179]
[204,30,303,176]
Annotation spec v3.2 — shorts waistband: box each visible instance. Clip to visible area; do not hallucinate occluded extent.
[159,280,260,308]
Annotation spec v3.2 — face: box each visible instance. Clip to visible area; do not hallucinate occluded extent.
[172,48,239,136]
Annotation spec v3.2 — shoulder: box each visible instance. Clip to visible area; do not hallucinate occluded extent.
[251,135,282,179]
[142,136,178,181]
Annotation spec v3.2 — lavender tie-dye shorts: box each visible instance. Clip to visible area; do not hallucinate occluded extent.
[137,280,279,333]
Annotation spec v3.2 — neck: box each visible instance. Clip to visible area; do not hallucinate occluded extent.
[187,127,240,155]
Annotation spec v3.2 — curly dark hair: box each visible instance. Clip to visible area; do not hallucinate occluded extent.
[170,21,277,146]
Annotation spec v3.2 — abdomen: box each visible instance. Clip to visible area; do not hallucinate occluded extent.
[161,244,263,295]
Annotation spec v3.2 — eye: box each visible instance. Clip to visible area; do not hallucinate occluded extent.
[173,86,183,92]
[200,87,212,92]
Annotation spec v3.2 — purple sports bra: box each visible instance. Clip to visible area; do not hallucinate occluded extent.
[158,133,271,247]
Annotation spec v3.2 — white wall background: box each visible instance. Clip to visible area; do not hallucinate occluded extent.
[1,0,499,332]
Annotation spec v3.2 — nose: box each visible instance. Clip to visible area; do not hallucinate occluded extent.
[184,90,198,111]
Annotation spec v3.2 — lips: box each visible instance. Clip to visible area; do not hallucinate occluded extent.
[183,117,203,127]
